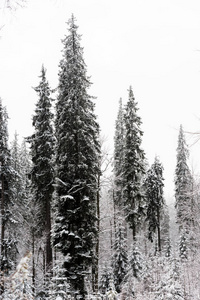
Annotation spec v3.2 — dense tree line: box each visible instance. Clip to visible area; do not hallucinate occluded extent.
[0,15,200,300]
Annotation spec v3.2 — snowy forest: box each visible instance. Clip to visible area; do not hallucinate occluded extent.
[1,10,200,300]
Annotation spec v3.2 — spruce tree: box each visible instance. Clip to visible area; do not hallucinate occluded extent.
[19,138,32,208]
[129,243,143,279]
[175,125,193,232]
[49,260,71,300]
[99,265,112,295]
[10,132,22,204]
[10,134,29,214]
[123,86,146,240]
[114,98,125,209]
[11,136,33,261]
[113,217,128,293]
[179,231,188,260]
[17,138,32,254]
[53,15,100,299]
[144,157,164,252]
[10,133,26,262]
[0,99,16,295]
[160,205,171,256]
[29,66,54,272]
[154,259,185,300]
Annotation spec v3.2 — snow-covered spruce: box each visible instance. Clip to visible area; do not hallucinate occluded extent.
[53,15,100,299]
[123,86,146,240]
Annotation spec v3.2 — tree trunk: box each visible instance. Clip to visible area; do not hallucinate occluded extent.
[46,195,52,272]
[132,223,136,241]
[0,177,5,296]
[32,230,35,295]
[113,190,117,236]
[132,198,136,241]
[157,206,161,252]
[95,174,100,293]
[92,172,100,293]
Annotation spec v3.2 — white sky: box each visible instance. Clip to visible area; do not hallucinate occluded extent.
[1,0,200,200]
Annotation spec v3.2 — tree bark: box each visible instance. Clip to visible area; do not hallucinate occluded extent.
[46,195,52,272]
[92,172,100,293]
[32,230,35,295]
[0,176,5,296]
[157,206,161,252]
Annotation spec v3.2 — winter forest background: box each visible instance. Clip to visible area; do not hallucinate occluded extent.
[1,0,200,299]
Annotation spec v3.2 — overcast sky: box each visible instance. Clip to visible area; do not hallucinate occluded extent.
[1,0,200,199]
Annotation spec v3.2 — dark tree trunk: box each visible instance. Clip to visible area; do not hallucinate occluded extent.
[95,174,100,293]
[157,206,161,252]
[132,223,136,241]
[92,172,100,293]
[46,195,52,272]
[1,178,5,262]
[32,230,35,295]
[0,177,5,296]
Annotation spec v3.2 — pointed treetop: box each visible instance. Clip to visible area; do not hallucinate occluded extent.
[126,85,140,118]
[66,14,79,36]
[177,124,189,155]
[128,85,134,96]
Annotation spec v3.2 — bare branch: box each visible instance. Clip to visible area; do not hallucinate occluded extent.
[1,0,26,11]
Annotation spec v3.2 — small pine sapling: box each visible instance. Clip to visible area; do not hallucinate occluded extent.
[179,232,188,261]
[130,244,143,279]
[99,265,112,295]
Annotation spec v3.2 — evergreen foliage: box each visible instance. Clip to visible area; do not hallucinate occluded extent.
[19,138,32,201]
[154,280,185,300]
[164,237,171,258]
[0,100,16,276]
[106,282,118,300]
[28,66,54,272]
[29,66,54,234]
[175,125,194,232]
[49,259,71,300]
[154,259,185,300]
[10,133,27,265]
[53,15,100,298]
[129,244,143,279]
[144,157,164,251]
[10,132,23,206]
[114,98,125,209]
[99,265,112,295]
[17,138,32,252]
[160,206,171,255]
[10,136,33,271]
[123,86,146,240]
[2,13,200,300]
[113,217,128,292]
[179,231,188,260]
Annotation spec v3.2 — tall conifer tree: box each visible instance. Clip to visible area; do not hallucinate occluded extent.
[123,86,146,240]
[0,99,16,295]
[12,137,32,254]
[10,133,28,212]
[114,98,125,209]
[53,15,100,298]
[144,157,164,251]
[19,138,32,207]
[175,125,193,232]
[29,66,54,271]
[113,216,128,293]
[10,132,26,261]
